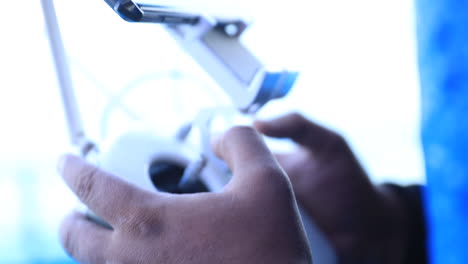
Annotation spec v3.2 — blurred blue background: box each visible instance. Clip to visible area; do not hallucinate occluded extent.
[0,0,424,263]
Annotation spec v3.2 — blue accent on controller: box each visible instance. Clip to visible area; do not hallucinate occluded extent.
[260,72,298,101]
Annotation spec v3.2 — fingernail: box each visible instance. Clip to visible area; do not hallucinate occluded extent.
[57,155,68,174]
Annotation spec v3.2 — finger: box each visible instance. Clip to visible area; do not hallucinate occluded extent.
[60,211,112,264]
[212,126,286,189]
[254,112,341,151]
[58,154,152,227]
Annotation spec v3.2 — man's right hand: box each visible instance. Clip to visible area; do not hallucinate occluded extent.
[58,126,312,264]
[255,113,409,264]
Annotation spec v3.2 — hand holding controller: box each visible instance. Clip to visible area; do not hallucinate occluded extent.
[58,127,312,264]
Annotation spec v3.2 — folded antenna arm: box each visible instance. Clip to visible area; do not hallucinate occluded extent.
[41,0,94,154]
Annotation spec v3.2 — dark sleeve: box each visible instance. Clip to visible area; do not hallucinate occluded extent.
[384,184,427,264]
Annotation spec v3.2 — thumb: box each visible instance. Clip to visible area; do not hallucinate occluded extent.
[254,113,342,151]
[212,126,287,192]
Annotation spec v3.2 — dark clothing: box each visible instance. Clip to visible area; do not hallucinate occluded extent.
[386,184,427,264]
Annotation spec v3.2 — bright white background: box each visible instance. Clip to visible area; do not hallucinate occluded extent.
[0,0,424,262]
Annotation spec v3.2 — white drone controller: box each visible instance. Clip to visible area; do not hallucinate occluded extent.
[41,0,336,263]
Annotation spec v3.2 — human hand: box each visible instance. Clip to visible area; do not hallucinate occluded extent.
[255,113,408,264]
[58,126,312,264]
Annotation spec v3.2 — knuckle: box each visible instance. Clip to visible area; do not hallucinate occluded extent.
[131,217,158,238]
[329,133,349,151]
[119,200,163,237]
[75,166,100,202]
[335,134,347,145]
